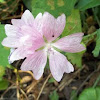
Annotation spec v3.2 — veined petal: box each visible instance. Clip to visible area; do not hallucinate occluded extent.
[56,14,66,35]
[21,25,42,38]
[2,37,20,48]
[49,49,74,82]
[8,48,15,64]
[9,46,33,62]
[21,25,45,50]
[21,50,47,80]
[34,13,43,33]
[21,10,34,26]
[5,24,19,37]
[53,33,85,53]
[11,19,24,27]
[42,12,66,42]
[31,38,45,50]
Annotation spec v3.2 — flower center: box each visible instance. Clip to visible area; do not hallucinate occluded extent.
[45,43,54,55]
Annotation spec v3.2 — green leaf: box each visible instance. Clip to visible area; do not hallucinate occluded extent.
[0,0,5,3]
[0,79,9,90]
[92,29,100,57]
[0,66,5,80]
[66,51,85,68]
[95,87,100,100]
[0,24,10,79]
[78,87,100,100]
[82,31,97,46]
[49,91,59,100]
[62,9,85,67]
[23,0,32,11]
[71,90,78,100]
[32,0,77,17]
[78,88,96,100]
[61,9,82,37]
[48,78,55,83]
[76,0,100,11]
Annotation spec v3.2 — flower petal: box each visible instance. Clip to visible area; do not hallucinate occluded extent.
[21,25,45,50]
[11,19,24,27]
[56,14,66,36]
[2,37,20,48]
[9,47,33,62]
[8,48,16,64]
[5,24,19,37]
[49,49,74,82]
[34,13,43,33]
[21,50,47,80]
[42,12,66,42]
[53,33,86,53]
[21,10,34,26]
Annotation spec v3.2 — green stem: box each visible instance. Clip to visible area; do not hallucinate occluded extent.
[82,31,97,45]
[93,74,100,88]
[92,8,100,27]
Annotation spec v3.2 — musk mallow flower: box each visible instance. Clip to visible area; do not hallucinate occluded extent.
[2,10,85,81]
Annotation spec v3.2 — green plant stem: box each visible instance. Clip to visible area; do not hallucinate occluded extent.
[92,8,100,27]
[82,31,97,45]
[93,74,100,88]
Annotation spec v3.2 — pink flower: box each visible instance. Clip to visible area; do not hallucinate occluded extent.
[2,10,85,81]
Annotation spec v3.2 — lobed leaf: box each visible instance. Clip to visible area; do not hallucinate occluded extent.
[61,9,82,37]
[62,10,85,68]
[66,51,85,68]
[32,0,77,17]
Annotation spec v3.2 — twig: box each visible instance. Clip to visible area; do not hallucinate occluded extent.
[0,15,22,21]
[93,74,100,88]
[20,89,29,100]
[13,61,29,100]
[70,67,100,100]
[18,70,35,79]
[0,84,14,98]
[57,65,85,91]
[26,81,38,94]
[3,77,29,100]
[15,61,21,100]
[36,73,52,100]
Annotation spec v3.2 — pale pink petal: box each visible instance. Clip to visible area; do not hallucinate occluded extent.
[49,49,74,82]
[21,10,34,26]
[21,25,42,38]
[53,33,85,53]
[34,13,43,33]
[11,10,34,27]
[11,19,24,27]
[2,37,20,48]
[21,26,45,50]
[21,50,47,80]
[31,38,45,50]
[42,12,66,42]
[56,14,66,36]
[8,48,16,64]
[5,24,19,37]
[9,47,33,62]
